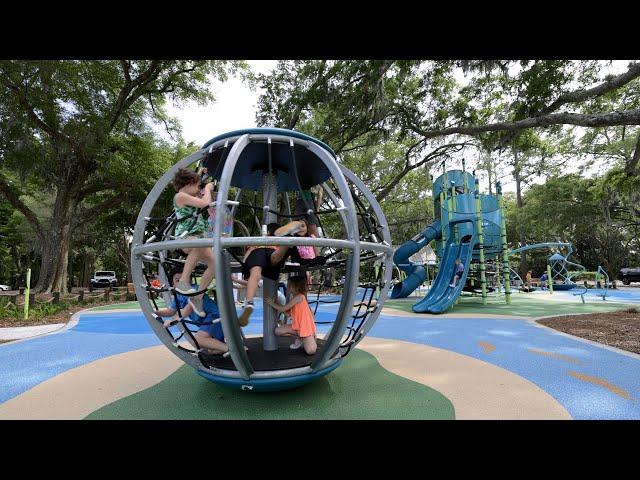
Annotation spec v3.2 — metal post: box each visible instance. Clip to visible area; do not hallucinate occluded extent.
[451,179,459,243]
[24,268,31,320]
[474,179,487,305]
[496,182,511,305]
[262,172,278,351]
[547,264,553,294]
[441,172,449,250]
[439,187,447,255]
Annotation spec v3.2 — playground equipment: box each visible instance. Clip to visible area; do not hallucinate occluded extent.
[509,242,585,290]
[131,128,393,392]
[596,266,610,300]
[508,242,611,301]
[391,167,511,313]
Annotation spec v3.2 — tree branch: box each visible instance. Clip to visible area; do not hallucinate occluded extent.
[73,195,125,229]
[625,130,640,175]
[539,62,640,116]
[374,142,469,200]
[109,60,163,131]
[0,174,44,240]
[0,69,66,144]
[413,109,640,140]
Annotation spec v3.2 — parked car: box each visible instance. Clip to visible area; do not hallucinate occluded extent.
[90,271,118,288]
[619,267,640,285]
[0,284,10,291]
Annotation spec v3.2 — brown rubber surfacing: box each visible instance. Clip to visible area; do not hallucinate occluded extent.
[201,336,326,371]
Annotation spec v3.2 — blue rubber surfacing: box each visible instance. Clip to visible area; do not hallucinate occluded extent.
[1,302,639,419]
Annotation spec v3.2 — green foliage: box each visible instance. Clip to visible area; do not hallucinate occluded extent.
[510,173,639,274]
[0,60,246,291]
[0,300,68,321]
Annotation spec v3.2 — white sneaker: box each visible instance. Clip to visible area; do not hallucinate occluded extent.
[289,338,303,350]
[175,280,196,295]
[449,284,455,288]
[189,295,206,317]
[238,302,253,327]
[222,346,249,358]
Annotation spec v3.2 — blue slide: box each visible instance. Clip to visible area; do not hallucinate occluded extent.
[412,226,476,314]
[390,219,442,299]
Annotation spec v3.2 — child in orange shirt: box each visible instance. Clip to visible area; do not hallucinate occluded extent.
[266,275,317,355]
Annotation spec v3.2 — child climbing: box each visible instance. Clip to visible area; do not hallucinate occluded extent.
[172,168,216,317]
[154,266,228,355]
[237,220,306,326]
[267,275,317,355]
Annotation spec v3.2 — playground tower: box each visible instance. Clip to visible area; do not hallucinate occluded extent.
[391,168,511,313]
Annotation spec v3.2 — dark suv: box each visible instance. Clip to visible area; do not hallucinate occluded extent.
[619,267,640,285]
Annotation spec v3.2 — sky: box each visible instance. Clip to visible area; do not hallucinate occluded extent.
[162,60,278,146]
[160,60,632,195]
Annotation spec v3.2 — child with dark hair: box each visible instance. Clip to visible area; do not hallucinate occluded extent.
[266,275,317,355]
[237,220,306,326]
[171,167,215,317]
[154,265,228,355]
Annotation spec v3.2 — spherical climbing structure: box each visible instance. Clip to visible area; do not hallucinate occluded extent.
[131,128,394,392]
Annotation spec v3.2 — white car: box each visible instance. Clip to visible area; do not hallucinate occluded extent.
[0,284,10,291]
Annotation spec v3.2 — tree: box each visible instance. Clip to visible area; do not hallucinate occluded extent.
[0,60,245,292]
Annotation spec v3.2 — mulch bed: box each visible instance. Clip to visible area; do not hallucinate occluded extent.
[0,300,130,329]
[537,309,640,355]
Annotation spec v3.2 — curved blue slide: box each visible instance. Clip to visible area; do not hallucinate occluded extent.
[390,219,442,299]
[413,226,476,314]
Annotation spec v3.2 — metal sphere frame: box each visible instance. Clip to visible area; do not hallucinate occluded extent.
[131,130,393,390]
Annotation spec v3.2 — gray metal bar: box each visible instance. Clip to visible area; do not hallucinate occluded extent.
[134,237,392,256]
[212,133,254,380]
[230,188,243,218]
[338,165,394,350]
[305,143,360,372]
[131,149,208,370]
[284,191,292,218]
[219,250,252,376]
[321,183,349,233]
[262,172,278,351]
[196,356,340,380]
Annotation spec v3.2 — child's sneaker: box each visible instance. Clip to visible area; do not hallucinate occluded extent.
[289,338,303,350]
[275,220,305,237]
[238,301,254,327]
[449,284,455,288]
[175,280,196,295]
[222,346,248,358]
[189,295,206,318]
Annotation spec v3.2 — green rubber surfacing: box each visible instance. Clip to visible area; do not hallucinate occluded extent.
[386,295,634,318]
[85,349,455,420]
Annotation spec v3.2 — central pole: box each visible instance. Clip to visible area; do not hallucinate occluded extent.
[262,172,278,351]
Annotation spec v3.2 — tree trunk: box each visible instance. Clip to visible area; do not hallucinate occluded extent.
[121,229,132,283]
[513,149,528,277]
[35,188,77,294]
[82,250,95,288]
